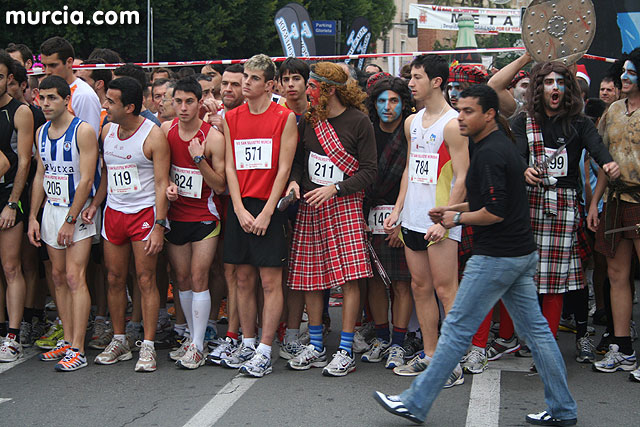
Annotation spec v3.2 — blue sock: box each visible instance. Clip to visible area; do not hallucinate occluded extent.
[391,326,407,347]
[375,323,390,343]
[309,325,323,352]
[339,331,355,355]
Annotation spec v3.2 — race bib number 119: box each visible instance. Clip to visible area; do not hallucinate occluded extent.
[107,163,141,194]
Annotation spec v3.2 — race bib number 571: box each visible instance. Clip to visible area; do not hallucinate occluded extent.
[234,138,273,170]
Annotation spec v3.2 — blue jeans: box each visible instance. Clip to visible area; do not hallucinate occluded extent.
[400,252,577,422]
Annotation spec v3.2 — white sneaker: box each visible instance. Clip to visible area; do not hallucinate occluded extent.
[135,341,157,372]
[461,345,488,374]
[361,338,390,363]
[287,344,328,370]
[0,334,23,362]
[176,343,205,370]
[169,337,192,361]
[279,339,304,360]
[385,345,406,369]
[322,349,356,377]
[353,323,374,353]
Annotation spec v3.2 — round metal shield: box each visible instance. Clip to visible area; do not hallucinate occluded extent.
[522,0,596,65]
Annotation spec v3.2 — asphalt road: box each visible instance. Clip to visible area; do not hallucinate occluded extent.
[2,303,639,427]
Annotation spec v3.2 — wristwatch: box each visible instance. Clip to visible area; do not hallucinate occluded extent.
[65,214,77,224]
[453,212,462,226]
[155,219,169,229]
[6,202,18,210]
[193,155,206,164]
[335,183,342,197]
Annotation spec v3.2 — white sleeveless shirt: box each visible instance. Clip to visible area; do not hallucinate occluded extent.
[401,108,461,240]
[103,118,156,213]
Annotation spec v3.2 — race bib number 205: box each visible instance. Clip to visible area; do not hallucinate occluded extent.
[234,139,273,170]
[43,173,70,205]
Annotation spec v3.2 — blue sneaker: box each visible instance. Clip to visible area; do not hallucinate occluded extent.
[373,391,423,424]
[204,325,218,342]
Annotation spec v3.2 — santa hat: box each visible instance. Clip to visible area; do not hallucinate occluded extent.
[575,64,590,86]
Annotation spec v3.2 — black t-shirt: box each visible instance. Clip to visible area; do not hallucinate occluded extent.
[466,129,537,257]
[511,112,612,189]
[0,98,23,189]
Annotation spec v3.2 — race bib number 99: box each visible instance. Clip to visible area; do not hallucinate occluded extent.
[171,165,203,199]
[409,152,438,184]
[308,152,344,186]
[544,147,568,178]
[368,205,393,235]
[107,163,141,194]
[44,173,70,205]
[234,138,273,170]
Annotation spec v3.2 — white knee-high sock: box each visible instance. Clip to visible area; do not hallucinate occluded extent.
[192,290,211,352]
[179,290,194,339]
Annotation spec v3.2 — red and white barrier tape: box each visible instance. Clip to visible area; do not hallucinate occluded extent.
[27,47,617,74]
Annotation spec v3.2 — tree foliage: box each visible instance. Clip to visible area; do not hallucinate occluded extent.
[1,0,396,62]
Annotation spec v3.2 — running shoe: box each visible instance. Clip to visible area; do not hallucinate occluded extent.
[393,352,429,376]
[55,349,88,372]
[287,344,328,370]
[240,352,272,377]
[361,338,390,363]
[45,300,57,311]
[631,321,638,342]
[94,338,133,365]
[35,323,64,350]
[0,334,23,362]
[30,318,48,344]
[156,314,172,334]
[596,331,613,355]
[167,283,174,303]
[39,340,71,361]
[592,344,637,373]
[169,336,192,361]
[126,323,144,352]
[322,312,332,334]
[372,391,423,425]
[486,336,520,361]
[279,338,304,360]
[525,410,577,426]
[353,323,374,353]
[516,343,532,358]
[298,329,310,345]
[220,344,255,369]
[444,363,465,388]
[558,316,577,334]
[217,299,228,323]
[402,332,423,361]
[88,319,113,350]
[20,321,33,347]
[205,325,218,343]
[206,337,238,366]
[176,343,204,370]
[575,334,596,364]
[322,349,356,377]
[461,345,488,374]
[135,341,157,372]
[629,366,640,383]
[385,345,406,369]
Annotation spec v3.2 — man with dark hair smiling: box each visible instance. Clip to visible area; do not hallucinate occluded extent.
[374,84,578,427]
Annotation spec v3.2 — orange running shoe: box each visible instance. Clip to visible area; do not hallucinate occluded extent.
[39,340,71,361]
[55,349,88,371]
[167,283,174,303]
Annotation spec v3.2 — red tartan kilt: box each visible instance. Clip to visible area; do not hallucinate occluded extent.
[288,192,373,291]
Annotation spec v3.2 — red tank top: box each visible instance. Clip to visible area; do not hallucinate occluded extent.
[167,118,220,222]
[226,102,290,200]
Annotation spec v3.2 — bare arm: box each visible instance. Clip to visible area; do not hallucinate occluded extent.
[223,117,254,232]
[0,150,9,178]
[192,128,226,194]
[487,52,531,118]
[443,119,469,206]
[27,128,46,247]
[145,125,170,255]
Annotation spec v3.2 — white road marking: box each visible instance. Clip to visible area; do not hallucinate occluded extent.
[0,398,12,405]
[183,374,258,427]
[465,356,532,427]
[466,369,501,427]
[0,348,38,374]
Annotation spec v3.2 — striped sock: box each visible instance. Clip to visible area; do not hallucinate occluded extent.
[375,323,390,343]
[339,331,355,355]
[391,326,407,347]
[309,325,323,351]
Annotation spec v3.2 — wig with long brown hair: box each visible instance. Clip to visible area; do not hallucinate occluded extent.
[305,62,367,125]
[525,61,584,133]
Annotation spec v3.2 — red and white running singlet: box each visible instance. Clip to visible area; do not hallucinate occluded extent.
[103,118,156,213]
[167,118,219,222]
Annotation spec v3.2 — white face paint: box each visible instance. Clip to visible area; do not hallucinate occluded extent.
[513,77,529,102]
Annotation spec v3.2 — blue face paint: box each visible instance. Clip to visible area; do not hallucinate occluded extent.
[376,90,403,123]
[448,82,460,101]
[621,60,638,86]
